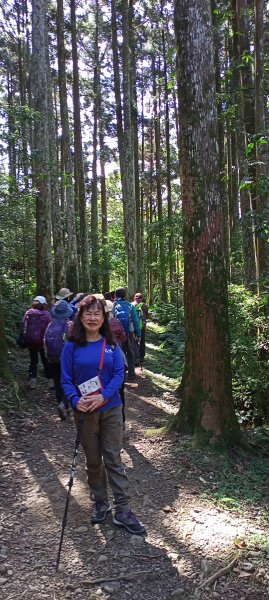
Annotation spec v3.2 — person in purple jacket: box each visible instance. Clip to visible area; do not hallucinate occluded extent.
[61,294,145,535]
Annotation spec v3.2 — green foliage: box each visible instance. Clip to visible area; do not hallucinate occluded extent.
[150,301,183,326]
[229,284,269,424]
[144,321,183,387]
[199,449,269,518]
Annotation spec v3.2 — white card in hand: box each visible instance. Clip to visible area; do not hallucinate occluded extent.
[78,375,100,396]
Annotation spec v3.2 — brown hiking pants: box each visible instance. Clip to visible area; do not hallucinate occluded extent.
[74,405,130,511]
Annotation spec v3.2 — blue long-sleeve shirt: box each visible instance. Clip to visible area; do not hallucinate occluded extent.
[61,337,124,411]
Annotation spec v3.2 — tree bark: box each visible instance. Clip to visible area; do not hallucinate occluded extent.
[57,0,79,292]
[46,26,65,290]
[173,0,241,449]
[32,0,53,300]
[121,0,137,295]
[254,0,269,285]
[161,0,175,294]
[70,0,89,291]
[152,55,167,301]
[91,3,99,291]
[111,0,137,295]
[231,0,257,288]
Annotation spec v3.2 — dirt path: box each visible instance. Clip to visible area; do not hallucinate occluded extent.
[0,368,269,600]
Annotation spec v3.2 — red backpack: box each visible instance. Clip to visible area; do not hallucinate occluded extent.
[23,309,50,348]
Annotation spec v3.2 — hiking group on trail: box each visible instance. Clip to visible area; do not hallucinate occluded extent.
[16,286,148,536]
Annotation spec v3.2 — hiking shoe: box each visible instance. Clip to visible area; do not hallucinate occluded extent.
[28,378,37,389]
[57,401,67,420]
[91,501,112,524]
[113,510,146,534]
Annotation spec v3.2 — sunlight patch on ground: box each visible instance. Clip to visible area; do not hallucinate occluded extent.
[143,367,179,390]
[146,341,163,352]
[0,415,10,436]
[180,506,266,553]
[147,321,167,334]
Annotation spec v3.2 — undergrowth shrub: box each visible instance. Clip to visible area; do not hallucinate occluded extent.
[229,284,269,425]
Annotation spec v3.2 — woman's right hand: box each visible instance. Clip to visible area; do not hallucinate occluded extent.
[76,397,94,412]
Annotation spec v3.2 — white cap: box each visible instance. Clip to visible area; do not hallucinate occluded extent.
[34,295,47,304]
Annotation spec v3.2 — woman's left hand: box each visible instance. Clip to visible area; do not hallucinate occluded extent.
[83,393,105,412]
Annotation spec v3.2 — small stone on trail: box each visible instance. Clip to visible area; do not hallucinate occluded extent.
[95,589,103,596]
[130,535,145,547]
[162,518,171,527]
[57,564,65,573]
[0,565,7,575]
[96,554,109,564]
[74,526,88,533]
[119,549,131,557]
[163,505,173,512]
[0,578,8,585]
[170,588,186,599]
[241,562,255,572]
[102,581,121,593]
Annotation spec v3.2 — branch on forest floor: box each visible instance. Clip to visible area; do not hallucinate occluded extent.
[197,555,239,590]
[81,569,152,584]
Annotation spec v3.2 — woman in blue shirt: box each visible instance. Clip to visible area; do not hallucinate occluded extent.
[61,294,145,535]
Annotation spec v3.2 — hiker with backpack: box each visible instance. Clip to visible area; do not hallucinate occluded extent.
[22,296,52,389]
[61,294,145,534]
[44,300,73,420]
[105,299,127,426]
[132,292,149,366]
[113,287,141,380]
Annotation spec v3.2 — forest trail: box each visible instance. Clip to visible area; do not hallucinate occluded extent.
[0,367,269,600]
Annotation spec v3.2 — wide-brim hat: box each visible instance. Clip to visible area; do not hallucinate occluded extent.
[52,300,73,320]
[105,300,113,313]
[55,287,73,300]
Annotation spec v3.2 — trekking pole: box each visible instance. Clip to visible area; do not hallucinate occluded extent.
[56,412,84,572]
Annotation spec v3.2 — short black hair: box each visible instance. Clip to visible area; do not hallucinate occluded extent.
[104,292,112,300]
[115,287,126,299]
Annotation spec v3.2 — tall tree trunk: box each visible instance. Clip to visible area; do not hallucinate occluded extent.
[57,0,79,292]
[161,0,175,296]
[91,7,99,291]
[111,0,137,295]
[148,117,154,305]
[212,2,230,276]
[32,0,53,300]
[231,0,257,288]
[96,8,109,292]
[46,27,65,290]
[173,0,240,449]
[121,0,137,295]
[254,0,269,285]
[130,0,142,290]
[152,56,167,301]
[70,0,89,291]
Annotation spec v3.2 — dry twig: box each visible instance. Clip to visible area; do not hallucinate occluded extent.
[197,555,239,590]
